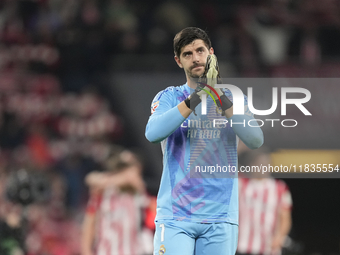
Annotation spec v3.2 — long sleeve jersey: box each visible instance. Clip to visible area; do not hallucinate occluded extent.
[145,83,263,224]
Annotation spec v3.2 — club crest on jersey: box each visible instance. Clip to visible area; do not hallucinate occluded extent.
[151,101,160,114]
[159,244,166,255]
[216,106,222,115]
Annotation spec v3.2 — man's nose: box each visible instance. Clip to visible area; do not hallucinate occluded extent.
[192,52,200,63]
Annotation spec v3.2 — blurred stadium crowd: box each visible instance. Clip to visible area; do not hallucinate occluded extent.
[0,0,339,255]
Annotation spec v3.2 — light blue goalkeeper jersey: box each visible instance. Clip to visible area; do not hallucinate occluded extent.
[145,83,263,224]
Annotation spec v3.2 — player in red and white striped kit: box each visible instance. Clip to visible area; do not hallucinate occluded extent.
[81,149,152,255]
[237,149,292,255]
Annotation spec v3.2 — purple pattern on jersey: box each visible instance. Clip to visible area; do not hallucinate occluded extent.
[172,171,203,199]
[175,185,204,208]
[177,89,190,101]
[168,128,187,172]
[171,170,203,219]
[167,88,190,172]
[191,201,206,213]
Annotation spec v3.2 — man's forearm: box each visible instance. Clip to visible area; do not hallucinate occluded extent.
[145,104,187,143]
[81,213,96,255]
[223,106,233,119]
[178,101,193,118]
[227,114,264,149]
[85,171,127,189]
[272,209,292,250]
[277,209,292,240]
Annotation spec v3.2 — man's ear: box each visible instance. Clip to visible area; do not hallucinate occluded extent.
[174,55,183,68]
[209,47,214,55]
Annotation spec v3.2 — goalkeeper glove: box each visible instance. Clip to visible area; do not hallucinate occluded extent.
[199,54,233,114]
[184,82,206,112]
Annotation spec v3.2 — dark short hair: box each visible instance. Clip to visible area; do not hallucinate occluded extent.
[105,147,142,173]
[173,27,211,57]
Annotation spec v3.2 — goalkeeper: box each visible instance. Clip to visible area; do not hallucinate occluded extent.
[145,27,264,255]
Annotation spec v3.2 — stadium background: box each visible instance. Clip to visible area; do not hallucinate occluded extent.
[0,0,339,254]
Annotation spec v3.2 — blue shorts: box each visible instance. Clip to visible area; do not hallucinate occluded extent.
[153,219,238,255]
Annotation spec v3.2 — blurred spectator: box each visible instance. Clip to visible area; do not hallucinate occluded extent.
[25,174,81,255]
[288,0,322,66]
[56,151,99,210]
[0,78,123,208]
[237,148,292,255]
[242,0,296,66]
[0,169,25,255]
[0,112,26,150]
[25,122,53,170]
[154,1,195,34]
[0,202,25,255]
[82,147,154,255]
[288,0,340,65]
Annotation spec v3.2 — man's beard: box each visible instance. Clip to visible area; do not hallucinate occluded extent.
[186,63,205,78]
